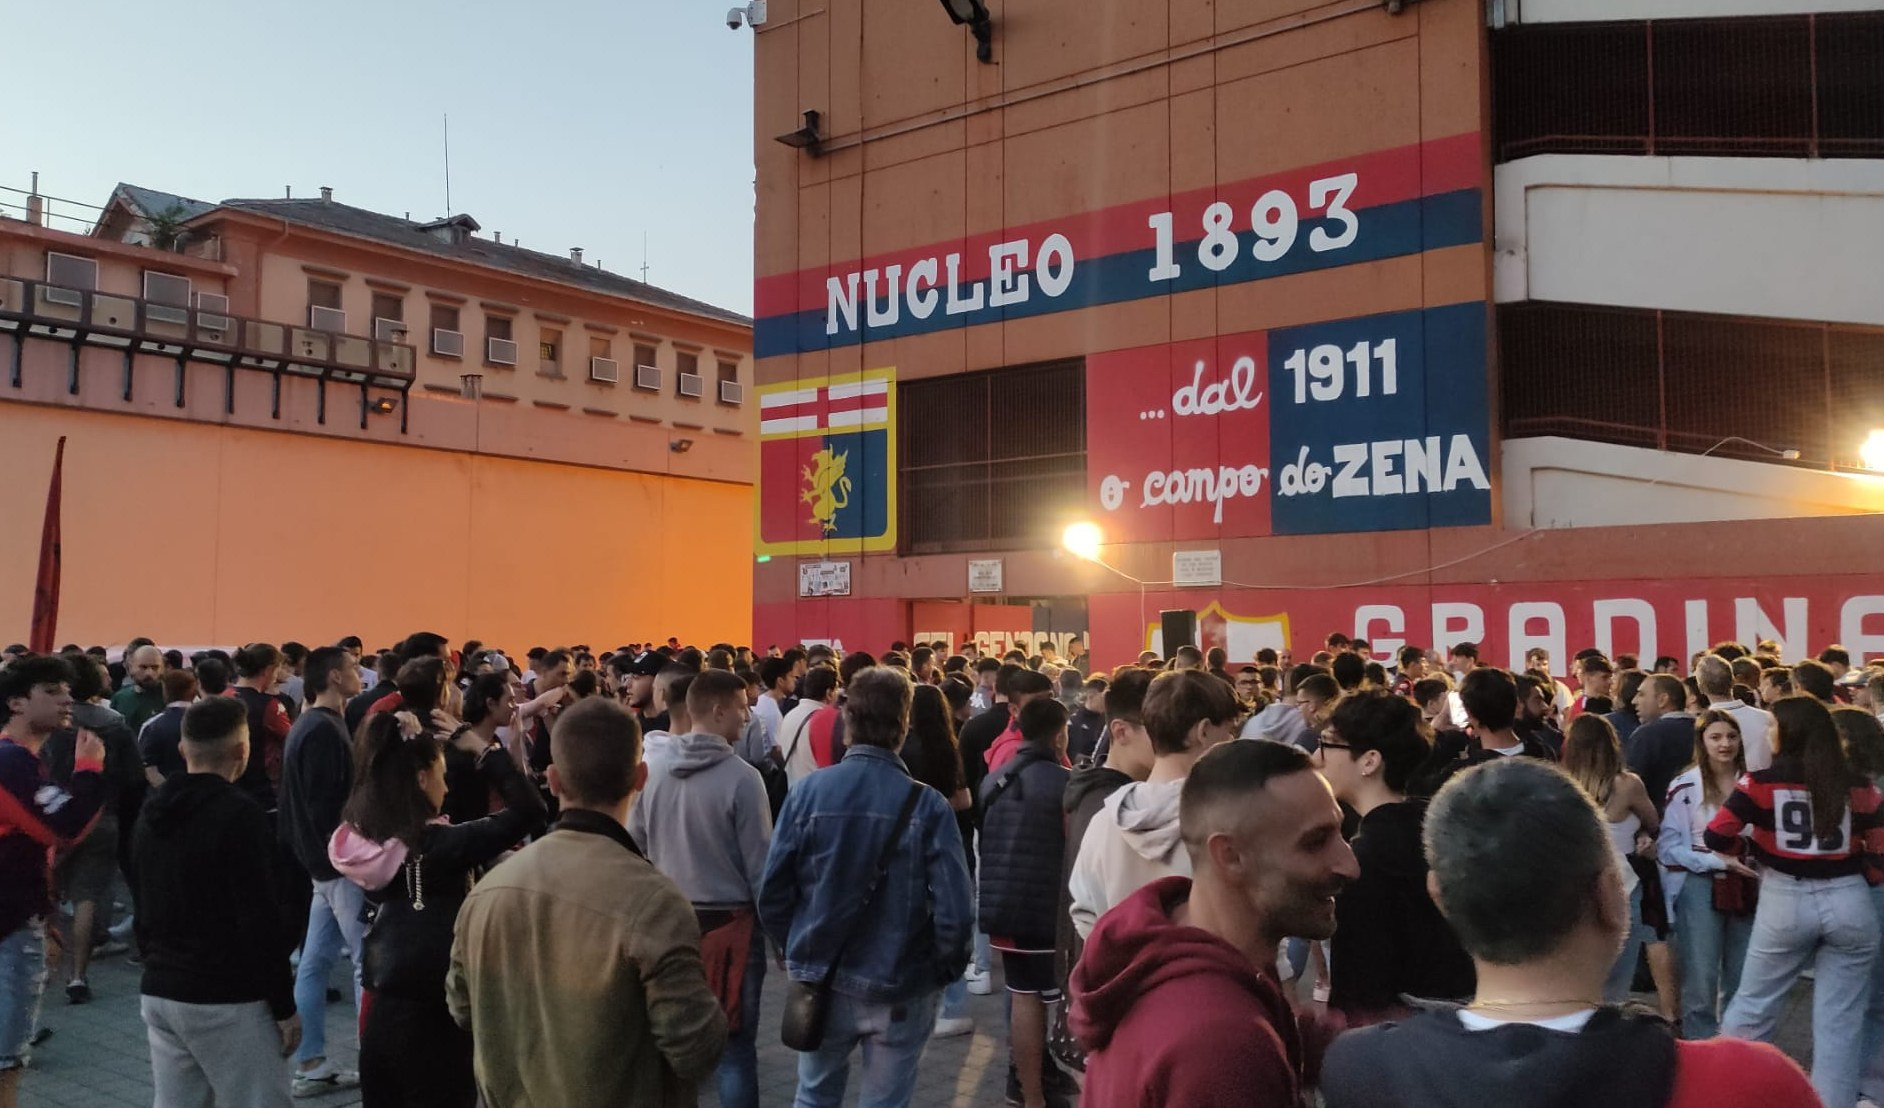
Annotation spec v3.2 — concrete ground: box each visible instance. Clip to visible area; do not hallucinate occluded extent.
[19,944,1818,1108]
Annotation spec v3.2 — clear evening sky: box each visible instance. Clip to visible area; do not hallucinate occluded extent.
[3,0,757,316]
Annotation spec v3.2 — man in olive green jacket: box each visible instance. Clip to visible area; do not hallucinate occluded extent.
[448,699,726,1107]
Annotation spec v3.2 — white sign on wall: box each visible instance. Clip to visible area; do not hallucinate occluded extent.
[1173,549,1222,588]
[968,559,1005,594]
[798,560,852,598]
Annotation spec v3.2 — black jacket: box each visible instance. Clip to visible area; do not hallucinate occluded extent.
[957,705,1011,803]
[133,773,295,1019]
[348,748,547,999]
[276,707,352,880]
[1625,715,1695,815]
[138,705,188,781]
[1323,1004,1677,1108]
[977,745,1070,943]
[1066,707,1106,764]
[1329,799,1474,1019]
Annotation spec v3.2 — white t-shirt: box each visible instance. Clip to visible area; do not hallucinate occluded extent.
[753,694,784,745]
[1457,1008,1597,1033]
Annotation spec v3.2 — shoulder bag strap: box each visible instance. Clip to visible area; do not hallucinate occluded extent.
[819,782,924,984]
[782,711,813,769]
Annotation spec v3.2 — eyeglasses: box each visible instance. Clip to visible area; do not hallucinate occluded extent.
[1317,733,1352,751]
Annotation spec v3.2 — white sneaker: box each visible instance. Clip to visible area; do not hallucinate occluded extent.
[932,1015,975,1039]
[292,1060,360,1098]
[964,967,993,996]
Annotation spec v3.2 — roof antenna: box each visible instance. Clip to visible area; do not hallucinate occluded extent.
[443,112,452,213]
[640,231,650,283]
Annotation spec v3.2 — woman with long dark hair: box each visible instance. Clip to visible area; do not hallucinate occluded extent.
[903,683,975,1036]
[328,709,547,1108]
[1660,708,1754,1038]
[1561,714,1660,1004]
[1709,696,1884,1108]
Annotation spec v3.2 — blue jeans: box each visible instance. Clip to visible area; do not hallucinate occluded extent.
[294,877,367,1065]
[1674,874,1753,1039]
[793,989,940,1108]
[0,922,46,1071]
[1859,884,1884,1100]
[1603,884,1647,1004]
[940,977,968,1020]
[1722,871,1879,1108]
[717,926,767,1108]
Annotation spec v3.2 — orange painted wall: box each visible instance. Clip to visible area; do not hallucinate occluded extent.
[0,404,753,652]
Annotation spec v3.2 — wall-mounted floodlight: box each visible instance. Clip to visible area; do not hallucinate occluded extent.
[939,0,993,63]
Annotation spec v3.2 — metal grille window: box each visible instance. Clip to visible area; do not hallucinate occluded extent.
[1499,302,1884,469]
[1493,14,1884,161]
[899,360,1086,554]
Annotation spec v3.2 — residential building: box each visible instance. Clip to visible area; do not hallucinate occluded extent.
[0,181,755,650]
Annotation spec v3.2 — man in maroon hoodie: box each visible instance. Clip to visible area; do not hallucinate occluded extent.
[1069,739,1358,1106]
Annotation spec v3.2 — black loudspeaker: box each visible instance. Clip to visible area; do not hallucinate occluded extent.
[1159,609,1198,654]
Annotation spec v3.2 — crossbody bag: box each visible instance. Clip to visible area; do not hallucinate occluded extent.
[780,782,924,1052]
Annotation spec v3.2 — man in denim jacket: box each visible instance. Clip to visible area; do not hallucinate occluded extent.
[760,666,974,1108]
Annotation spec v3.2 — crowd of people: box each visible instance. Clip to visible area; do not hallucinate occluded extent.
[1,629,1882,1106]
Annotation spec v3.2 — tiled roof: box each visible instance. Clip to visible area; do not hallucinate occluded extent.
[212,197,750,328]
[110,183,217,224]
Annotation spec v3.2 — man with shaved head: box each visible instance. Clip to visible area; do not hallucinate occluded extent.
[1069,740,1359,1106]
[111,645,166,736]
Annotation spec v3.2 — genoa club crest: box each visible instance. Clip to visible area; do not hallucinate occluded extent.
[757,369,897,555]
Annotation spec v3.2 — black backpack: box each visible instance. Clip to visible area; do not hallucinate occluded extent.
[750,753,790,821]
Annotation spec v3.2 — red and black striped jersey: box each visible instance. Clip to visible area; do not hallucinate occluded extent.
[1704,766,1884,881]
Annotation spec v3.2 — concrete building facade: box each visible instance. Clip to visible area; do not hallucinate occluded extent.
[0,183,756,651]
[750,0,1884,667]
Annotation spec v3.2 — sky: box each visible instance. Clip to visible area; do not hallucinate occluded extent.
[3,0,758,315]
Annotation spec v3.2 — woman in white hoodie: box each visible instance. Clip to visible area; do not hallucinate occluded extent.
[1659,708,1755,1040]
[1067,671,1238,938]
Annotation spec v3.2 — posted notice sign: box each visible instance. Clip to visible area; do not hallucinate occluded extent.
[798,560,852,598]
[968,559,1004,594]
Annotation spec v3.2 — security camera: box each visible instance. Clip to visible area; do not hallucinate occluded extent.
[725,1,765,29]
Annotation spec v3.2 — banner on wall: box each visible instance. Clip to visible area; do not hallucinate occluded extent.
[1090,577,1884,672]
[1087,302,1491,541]
[752,134,1482,358]
[757,370,897,555]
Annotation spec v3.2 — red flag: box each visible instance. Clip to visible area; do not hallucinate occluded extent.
[28,436,65,654]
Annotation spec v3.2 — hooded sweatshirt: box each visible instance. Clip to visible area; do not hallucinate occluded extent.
[1321,1003,1815,1108]
[1057,765,1134,984]
[1068,777,1188,939]
[627,732,773,909]
[1330,799,1475,1022]
[133,772,295,1018]
[328,746,547,998]
[1070,876,1303,1107]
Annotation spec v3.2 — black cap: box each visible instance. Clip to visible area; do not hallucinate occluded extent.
[625,651,667,678]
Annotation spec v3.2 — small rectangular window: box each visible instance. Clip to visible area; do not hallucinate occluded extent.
[718,359,738,384]
[46,252,98,290]
[143,271,191,307]
[677,350,699,378]
[430,304,460,332]
[633,343,658,371]
[371,292,404,324]
[308,279,342,310]
[590,335,612,359]
[540,327,563,376]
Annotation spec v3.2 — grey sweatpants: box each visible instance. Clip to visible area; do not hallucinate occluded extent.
[140,995,293,1108]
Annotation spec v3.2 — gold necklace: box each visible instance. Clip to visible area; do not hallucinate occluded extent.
[1467,997,1603,1012]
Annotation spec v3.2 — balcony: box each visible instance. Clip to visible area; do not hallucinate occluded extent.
[0,277,416,428]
